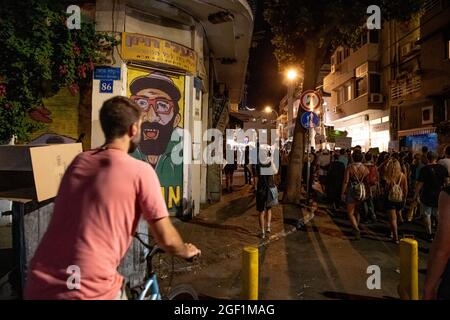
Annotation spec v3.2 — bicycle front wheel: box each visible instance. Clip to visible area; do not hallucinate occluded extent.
[167,284,198,300]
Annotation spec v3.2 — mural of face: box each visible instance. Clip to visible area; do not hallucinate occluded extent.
[132,87,181,156]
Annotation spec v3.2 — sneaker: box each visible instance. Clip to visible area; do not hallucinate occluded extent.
[266,226,271,234]
[353,229,361,241]
[259,232,266,239]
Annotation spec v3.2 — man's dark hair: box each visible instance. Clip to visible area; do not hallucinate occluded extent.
[339,149,346,155]
[427,151,438,162]
[422,146,428,153]
[445,145,450,157]
[100,96,142,141]
[352,151,364,163]
[365,152,373,162]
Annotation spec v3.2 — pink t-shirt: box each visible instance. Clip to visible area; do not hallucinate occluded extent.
[24,148,169,300]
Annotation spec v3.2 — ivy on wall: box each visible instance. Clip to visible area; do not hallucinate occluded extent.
[0,0,119,143]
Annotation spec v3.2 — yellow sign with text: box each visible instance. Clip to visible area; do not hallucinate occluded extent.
[121,32,197,74]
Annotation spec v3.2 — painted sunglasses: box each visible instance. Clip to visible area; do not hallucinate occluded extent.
[130,96,175,115]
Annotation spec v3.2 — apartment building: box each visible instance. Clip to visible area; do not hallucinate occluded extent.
[396,0,450,153]
[324,0,450,153]
[323,29,389,152]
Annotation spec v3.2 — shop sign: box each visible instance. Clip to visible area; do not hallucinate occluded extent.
[326,128,348,142]
[94,67,121,80]
[371,122,389,132]
[122,32,197,74]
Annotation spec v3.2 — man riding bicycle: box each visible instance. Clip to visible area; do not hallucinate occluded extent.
[24,96,201,300]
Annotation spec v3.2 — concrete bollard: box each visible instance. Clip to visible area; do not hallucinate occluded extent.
[398,238,419,300]
[241,246,258,300]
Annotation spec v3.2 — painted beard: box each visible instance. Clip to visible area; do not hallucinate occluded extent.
[139,120,175,156]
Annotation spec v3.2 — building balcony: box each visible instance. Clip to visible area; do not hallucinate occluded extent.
[390,75,422,101]
[326,93,384,123]
[324,43,380,92]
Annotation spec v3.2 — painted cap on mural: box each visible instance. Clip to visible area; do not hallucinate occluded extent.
[130,72,181,101]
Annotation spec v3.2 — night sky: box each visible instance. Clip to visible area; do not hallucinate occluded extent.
[245,0,285,112]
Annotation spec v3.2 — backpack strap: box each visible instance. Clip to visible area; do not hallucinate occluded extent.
[396,174,402,186]
[352,164,367,184]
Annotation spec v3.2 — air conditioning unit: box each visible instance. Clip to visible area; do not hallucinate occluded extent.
[331,64,342,74]
[401,42,413,57]
[333,106,342,113]
[355,63,368,78]
[369,93,383,103]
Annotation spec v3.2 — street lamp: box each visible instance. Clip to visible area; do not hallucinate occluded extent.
[264,105,278,119]
[286,69,298,81]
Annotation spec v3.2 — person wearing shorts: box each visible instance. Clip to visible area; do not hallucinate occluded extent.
[382,158,408,244]
[415,151,449,241]
[255,149,276,239]
[341,151,369,240]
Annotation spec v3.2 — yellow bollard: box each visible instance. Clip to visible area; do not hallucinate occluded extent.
[398,238,419,300]
[241,246,259,300]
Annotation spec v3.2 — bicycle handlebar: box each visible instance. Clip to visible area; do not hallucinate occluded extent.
[134,233,199,262]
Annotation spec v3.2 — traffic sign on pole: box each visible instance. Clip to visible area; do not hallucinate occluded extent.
[300,112,319,129]
[300,90,323,112]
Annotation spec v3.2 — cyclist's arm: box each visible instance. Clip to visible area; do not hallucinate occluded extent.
[149,217,199,259]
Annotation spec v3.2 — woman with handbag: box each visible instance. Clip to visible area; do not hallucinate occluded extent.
[256,148,278,239]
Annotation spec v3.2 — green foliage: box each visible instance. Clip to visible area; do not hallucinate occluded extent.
[264,0,425,70]
[0,0,119,143]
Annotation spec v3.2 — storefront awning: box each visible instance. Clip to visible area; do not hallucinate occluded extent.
[398,127,436,137]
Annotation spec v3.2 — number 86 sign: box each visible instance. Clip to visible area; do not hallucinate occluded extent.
[99,80,114,93]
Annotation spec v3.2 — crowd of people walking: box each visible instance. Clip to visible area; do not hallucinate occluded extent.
[305,145,450,243]
[221,138,450,299]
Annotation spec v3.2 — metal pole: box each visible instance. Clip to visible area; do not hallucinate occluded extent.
[241,246,259,300]
[287,83,294,139]
[306,127,311,204]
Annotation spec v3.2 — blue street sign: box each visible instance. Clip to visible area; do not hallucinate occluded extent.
[99,80,113,93]
[94,67,121,80]
[300,112,320,129]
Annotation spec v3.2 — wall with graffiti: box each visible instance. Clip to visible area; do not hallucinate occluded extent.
[127,67,185,216]
[29,87,80,144]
